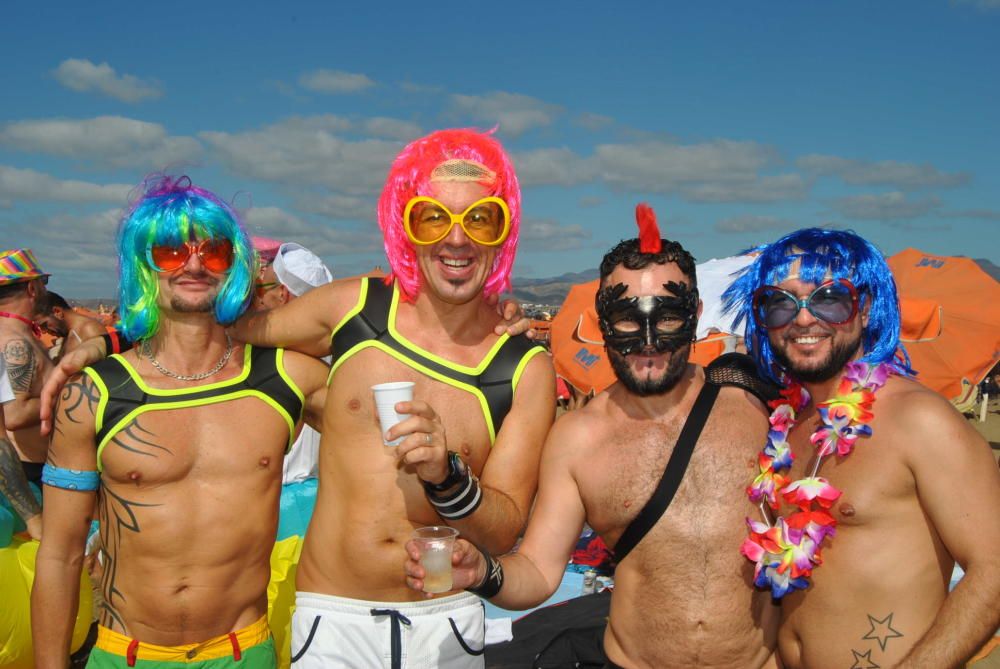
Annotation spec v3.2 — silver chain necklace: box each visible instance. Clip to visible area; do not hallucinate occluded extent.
[142,334,234,381]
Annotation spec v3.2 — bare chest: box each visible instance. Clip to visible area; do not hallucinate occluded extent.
[784,412,913,527]
[580,398,764,547]
[100,399,290,487]
[326,347,495,469]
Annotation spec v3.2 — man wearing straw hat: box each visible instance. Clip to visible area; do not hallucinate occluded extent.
[0,248,51,540]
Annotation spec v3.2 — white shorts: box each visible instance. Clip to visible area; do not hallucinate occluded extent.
[290,591,485,669]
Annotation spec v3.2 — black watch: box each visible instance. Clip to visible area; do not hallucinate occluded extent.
[423,452,468,492]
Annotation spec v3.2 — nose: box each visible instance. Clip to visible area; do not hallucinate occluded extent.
[442,218,471,247]
[791,300,818,327]
[182,245,204,273]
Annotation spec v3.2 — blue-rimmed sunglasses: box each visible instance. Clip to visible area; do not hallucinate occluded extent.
[752,278,859,330]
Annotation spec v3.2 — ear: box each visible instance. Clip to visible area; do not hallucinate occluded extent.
[861,295,871,328]
[279,285,292,305]
[52,306,65,318]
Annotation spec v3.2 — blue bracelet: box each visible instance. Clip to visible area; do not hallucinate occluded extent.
[42,464,100,491]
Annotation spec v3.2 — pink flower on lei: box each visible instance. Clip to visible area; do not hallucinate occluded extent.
[782,476,842,510]
[741,517,818,598]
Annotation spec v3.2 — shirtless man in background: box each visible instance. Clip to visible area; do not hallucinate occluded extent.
[0,248,52,537]
[231,128,554,668]
[33,177,328,669]
[34,291,107,359]
[724,228,1000,668]
[408,207,780,669]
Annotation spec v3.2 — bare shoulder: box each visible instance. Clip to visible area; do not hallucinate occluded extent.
[545,392,615,460]
[52,372,100,437]
[879,374,989,458]
[78,319,107,338]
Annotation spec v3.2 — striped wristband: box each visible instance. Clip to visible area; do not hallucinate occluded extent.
[425,469,483,520]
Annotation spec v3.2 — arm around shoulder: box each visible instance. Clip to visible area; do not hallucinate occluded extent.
[230,279,359,358]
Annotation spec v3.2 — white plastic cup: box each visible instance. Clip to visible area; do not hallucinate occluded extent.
[412,526,459,594]
[372,381,415,446]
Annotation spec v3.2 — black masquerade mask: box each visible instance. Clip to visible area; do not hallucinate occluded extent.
[596,281,699,356]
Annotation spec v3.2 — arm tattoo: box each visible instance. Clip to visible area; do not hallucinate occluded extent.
[97,485,161,632]
[3,338,37,393]
[52,374,100,437]
[0,436,41,521]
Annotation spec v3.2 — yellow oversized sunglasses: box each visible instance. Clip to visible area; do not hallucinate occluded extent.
[403,196,511,246]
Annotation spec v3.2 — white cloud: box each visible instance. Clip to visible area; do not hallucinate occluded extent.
[715,214,795,234]
[299,69,375,94]
[513,147,596,187]
[243,205,382,259]
[797,154,968,189]
[574,112,614,131]
[52,58,162,103]
[593,140,809,202]
[520,218,592,252]
[200,115,401,195]
[832,191,941,220]
[0,116,202,169]
[0,165,131,204]
[362,117,422,141]
[450,92,563,136]
[294,193,374,221]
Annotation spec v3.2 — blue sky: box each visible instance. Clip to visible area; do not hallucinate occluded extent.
[2,0,998,297]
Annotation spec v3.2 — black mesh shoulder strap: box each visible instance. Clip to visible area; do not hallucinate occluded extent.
[612,381,721,563]
[705,352,780,404]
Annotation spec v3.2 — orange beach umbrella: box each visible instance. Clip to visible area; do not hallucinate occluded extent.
[889,248,1000,407]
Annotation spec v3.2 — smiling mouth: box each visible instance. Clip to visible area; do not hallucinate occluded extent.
[440,257,472,269]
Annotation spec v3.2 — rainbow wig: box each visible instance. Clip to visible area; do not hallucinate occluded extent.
[722,227,912,384]
[116,175,254,341]
[377,128,521,300]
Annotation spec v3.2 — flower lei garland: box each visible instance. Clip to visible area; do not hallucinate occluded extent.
[741,360,896,598]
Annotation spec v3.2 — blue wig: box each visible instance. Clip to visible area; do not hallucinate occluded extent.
[722,228,912,384]
[116,175,254,341]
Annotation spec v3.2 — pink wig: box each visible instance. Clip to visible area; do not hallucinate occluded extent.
[377,128,521,300]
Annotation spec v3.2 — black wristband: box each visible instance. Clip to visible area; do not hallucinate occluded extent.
[425,468,482,520]
[467,545,504,599]
[101,330,134,355]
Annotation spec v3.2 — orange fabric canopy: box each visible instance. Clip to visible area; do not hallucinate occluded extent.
[889,248,1000,405]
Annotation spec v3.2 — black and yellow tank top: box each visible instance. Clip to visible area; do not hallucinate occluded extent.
[329,278,546,444]
[83,345,304,471]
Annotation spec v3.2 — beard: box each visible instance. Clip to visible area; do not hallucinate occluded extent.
[772,331,863,383]
[609,344,691,397]
[170,292,216,314]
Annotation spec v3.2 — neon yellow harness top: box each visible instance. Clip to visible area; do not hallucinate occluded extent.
[329,278,546,444]
[83,346,304,471]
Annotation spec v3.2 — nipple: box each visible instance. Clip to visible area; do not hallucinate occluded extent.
[259,457,271,468]
[128,471,141,484]
[348,399,361,412]
[838,502,856,517]
[624,500,632,508]
[461,444,472,457]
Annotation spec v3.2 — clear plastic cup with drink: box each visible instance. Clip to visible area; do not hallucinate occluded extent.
[412,526,459,594]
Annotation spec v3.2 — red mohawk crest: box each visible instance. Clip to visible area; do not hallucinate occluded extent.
[636,202,662,254]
